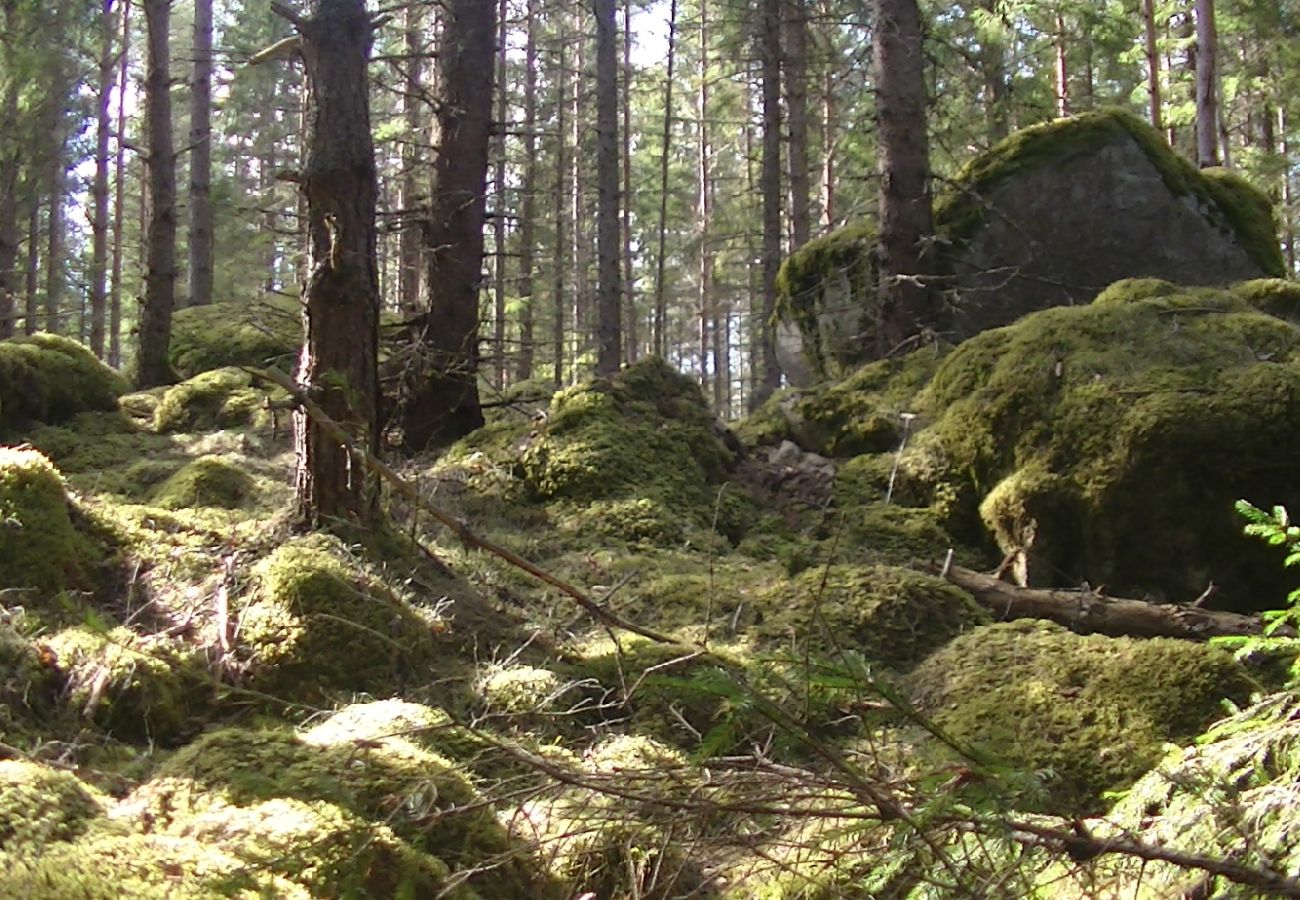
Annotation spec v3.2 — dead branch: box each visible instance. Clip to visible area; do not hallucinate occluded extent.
[248,34,302,66]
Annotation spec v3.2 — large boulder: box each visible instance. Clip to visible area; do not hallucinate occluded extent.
[0,334,127,433]
[778,111,1284,384]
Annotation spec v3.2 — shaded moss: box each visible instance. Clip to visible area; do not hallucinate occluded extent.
[1233,277,1300,321]
[169,297,301,379]
[153,367,282,433]
[0,333,127,433]
[0,760,107,854]
[0,623,58,743]
[0,447,92,595]
[906,620,1256,815]
[150,455,256,509]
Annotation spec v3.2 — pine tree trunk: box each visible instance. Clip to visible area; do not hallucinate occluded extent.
[698,1,713,398]
[492,0,509,387]
[1195,0,1220,167]
[652,0,678,358]
[109,0,128,365]
[288,0,380,525]
[783,0,811,250]
[23,196,39,336]
[873,0,935,354]
[594,0,622,376]
[753,0,784,409]
[136,0,177,387]
[1053,13,1070,117]
[621,0,636,364]
[188,0,214,308]
[569,29,588,369]
[552,19,569,388]
[1143,0,1162,131]
[0,68,18,340]
[397,5,424,315]
[90,0,114,357]
[43,144,65,334]
[516,0,538,382]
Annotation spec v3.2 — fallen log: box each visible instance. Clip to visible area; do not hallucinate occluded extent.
[934,563,1278,642]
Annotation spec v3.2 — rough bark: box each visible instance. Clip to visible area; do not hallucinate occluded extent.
[110,2,129,365]
[188,0,214,308]
[23,195,38,336]
[593,0,622,376]
[753,0,784,409]
[43,142,65,334]
[621,0,636,363]
[872,0,936,354]
[1053,13,1070,118]
[783,0,811,249]
[515,0,538,382]
[399,0,497,450]
[397,4,424,315]
[90,0,114,356]
[651,0,678,359]
[1142,0,1162,131]
[551,19,568,388]
[0,50,18,340]
[1195,0,1220,167]
[287,0,380,526]
[492,0,509,387]
[698,0,713,397]
[136,0,177,388]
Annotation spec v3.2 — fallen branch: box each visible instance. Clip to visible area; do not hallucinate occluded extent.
[249,367,682,647]
[935,563,1275,641]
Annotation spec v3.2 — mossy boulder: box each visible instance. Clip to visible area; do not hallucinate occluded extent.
[0,760,107,855]
[236,537,439,702]
[153,367,282,433]
[169,297,301,379]
[0,333,127,433]
[150,455,256,509]
[906,620,1256,815]
[0,624,58,740]
[924,280,1300,608]
[0,448,92,595]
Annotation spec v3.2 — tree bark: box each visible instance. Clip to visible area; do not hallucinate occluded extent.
[0,36,18,341]
[288,0,380,526]
[23,195,39,336]
[1053,12,1070,117]
[651,0,678,359]
[1195,0,1220,167]
[593,0,622,376]
[783,0,811,250]
[492,0,509,387]
[872,0,936,355]
[1142,0,1162,131]
[136,0,177,388]
[399,0,497,450]
[551,18,569,388]
[110,1,129,365]
[515,0,538,382]
[187,0,214,308]
[621,0,636,364]
[753,0,784,409]
[43,142,65,334]
[397,5,425,316]
[698,0,713,398]
[89,0,115,356]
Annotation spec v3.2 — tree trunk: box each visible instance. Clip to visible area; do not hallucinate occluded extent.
[397,5,424,315]
[872,0,936,355]
[753,0,784,409]
[1195,0,1220,167]
[594,0,622,376]
[399,0,497,450]
[110,0,129,366]
[698,0,713,398]
[1053,12,1070,117]
[90,0,115,357]
[492,0,509,388]
[23,195,39,336]
[783,0,811,250]
[289,0,380,526]
[43,142,65,334]
[979,0,1010,142]
[1281,107,1295,272]
[0,56,18,340]
[621,0,637,364]
[1143,0,1162,131]
[552,19,568,388]
[136,0,177,388]
[651,0,678,359]
[569,29,588,371]
[516,0,538,382]
[188,0,214,308]
[818,0,836,230]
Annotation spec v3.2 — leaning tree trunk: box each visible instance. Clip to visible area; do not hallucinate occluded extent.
[187,0,214,308]
[283,0,380,526]
[398,0,497,451]
[873,0,936,355]
[136,0,177,388]
[593,0,622,376]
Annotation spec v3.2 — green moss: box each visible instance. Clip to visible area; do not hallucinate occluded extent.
[169,297,302,379]
[756,565,988,669]
[237,537,439,702]
[149,455,256,509]
[906,620,1256,815]
[1233,277,1300,321]
[1089,277,1185,306]
[923,283,1300,607]
[478,663,564,715]
[0,333,127,433]
[153,367,282,433]
[44,626,209,742]
[0,760,107,855]
[935,110,1285,276]
[0,624,58,742]
[0,448,92,595]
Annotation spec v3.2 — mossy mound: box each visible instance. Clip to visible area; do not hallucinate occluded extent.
[0,760,107,855]
[153,367,282,433]
[44,626,210,742]
[236,537,440,702]
[1084,690,1300,897]
[757,565,989,670]
[123,725,544,896]
[925,280,1300,608]
[0,447,93,595]
[906,620,1256,815]
[169,297,301,379]
[150,455,256,509]
[0,623,58,742]
[0,333,127,433]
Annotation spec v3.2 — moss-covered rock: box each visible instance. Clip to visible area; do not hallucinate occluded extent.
[0,760,107,855]
[169,297,301,379]
[0,333,127,433]
[0,623,58,742]
[923,281,1300,608]
[906,620,1256,815]
[149,455,256,509]
[0,447,92,595]
[236,537,440,702]
[153,367,282,433]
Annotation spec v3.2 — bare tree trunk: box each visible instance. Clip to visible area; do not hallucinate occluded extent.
[136,0,177,387]
[698,0,713,398]
[516,0,538,382]
[1143,0,1162,131]
[110,0,131,366]
[187,0,213,308]
[0,56,18,340]
[652,0,678,358]
[397,5,424,315]
[621,0,636,364]
[1282,107,1295,273]
[818,0,836,231]
[753,0,783,409]
[978,0,1009,142]
[90,0,115,356]
[492,0,509,387]
[594,0,622,376]
[1053,12,1070,117]
[285,0,380,526]
[44,146,65,334]
[400,0,497,450]
[552,20,568,388]
[783,0,811,249]
[873,0,935,354]
[1195,0,1220,167]
[23,196,39,336]
[570,28,588,371]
